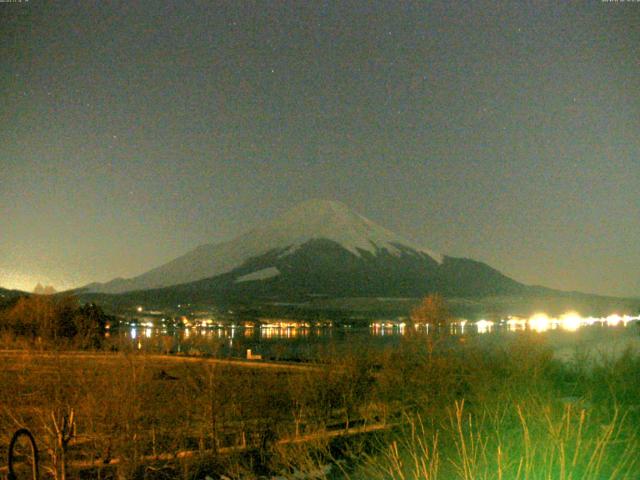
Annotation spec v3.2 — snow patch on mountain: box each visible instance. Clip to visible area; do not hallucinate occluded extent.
[236,267,280,283]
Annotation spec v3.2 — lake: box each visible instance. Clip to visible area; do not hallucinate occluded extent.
[113,313,640,362]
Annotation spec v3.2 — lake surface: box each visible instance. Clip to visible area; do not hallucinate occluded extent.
[114,314,640,362]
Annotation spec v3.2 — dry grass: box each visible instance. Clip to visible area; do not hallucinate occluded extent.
[1,330,639,479]
[0,349,382,478]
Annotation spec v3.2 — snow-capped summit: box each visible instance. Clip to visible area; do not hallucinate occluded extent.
[84,199,522,299]
[242,199,442,261]
[85,199,442,294]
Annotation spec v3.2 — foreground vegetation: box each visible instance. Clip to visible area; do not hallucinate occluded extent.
[1,325,639,479]
[0,293,111,349]
[358,333,640,479]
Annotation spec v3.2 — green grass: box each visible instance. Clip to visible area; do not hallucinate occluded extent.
[350,332,640,480]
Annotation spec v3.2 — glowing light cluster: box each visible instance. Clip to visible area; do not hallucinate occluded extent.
[529,313,551,332]
[500,312,639,333]
[559,312,581,332]
[475,319,494,334]
[506,317,527,331]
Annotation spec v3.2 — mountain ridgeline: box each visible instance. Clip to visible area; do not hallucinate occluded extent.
[81,200,526,304]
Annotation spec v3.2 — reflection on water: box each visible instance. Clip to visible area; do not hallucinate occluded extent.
[476,319,494,334]
[261,326,310,339]
[368,312,639,336]
[370,322,406,336]
[115,312,639,360]
[504,312,639,333]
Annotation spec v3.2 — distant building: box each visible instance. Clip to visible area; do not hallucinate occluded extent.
[246,349,262,360]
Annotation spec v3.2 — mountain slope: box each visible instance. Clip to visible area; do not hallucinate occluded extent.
[0,287,27,306]
[85,200,444,294]
[81,199,529,304]
[176,239,524,300]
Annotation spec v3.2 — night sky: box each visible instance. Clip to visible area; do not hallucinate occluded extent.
[1,1,638,297]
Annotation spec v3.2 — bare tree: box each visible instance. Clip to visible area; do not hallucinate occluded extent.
[410,293,453,333]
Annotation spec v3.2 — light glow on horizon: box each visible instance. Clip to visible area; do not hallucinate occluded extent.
[529,313,551,333]
[476,319,494,334]
[559,312,582,332]
[501,312,640,334]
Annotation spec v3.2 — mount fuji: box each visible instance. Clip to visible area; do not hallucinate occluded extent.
[83,200,525,300]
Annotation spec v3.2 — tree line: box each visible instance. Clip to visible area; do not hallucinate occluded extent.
[0,294,112,348]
